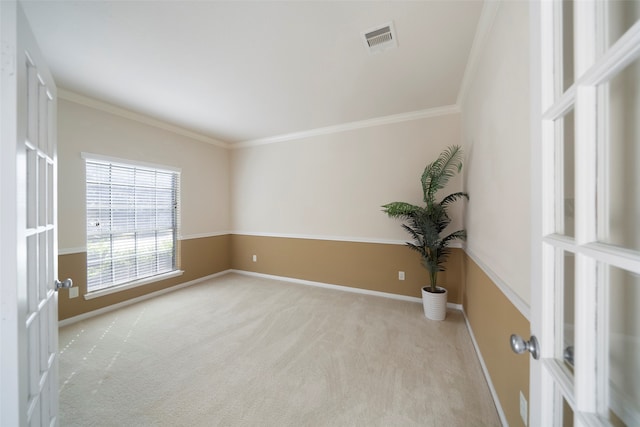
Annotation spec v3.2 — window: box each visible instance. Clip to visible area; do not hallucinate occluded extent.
[85,155,180,293]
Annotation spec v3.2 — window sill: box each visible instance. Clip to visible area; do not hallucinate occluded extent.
[83,270,184,300]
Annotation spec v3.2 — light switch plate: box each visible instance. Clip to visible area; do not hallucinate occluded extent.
[69,287,79,298]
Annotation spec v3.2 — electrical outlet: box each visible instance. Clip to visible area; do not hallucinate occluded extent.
[69,287,79,299]
[252,254,257,262]
[398,271,405,280]
[520,390,528,426]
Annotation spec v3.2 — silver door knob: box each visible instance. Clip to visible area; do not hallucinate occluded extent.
[510,334,540,360]
[55,278,73,290]
[563,345,574,366]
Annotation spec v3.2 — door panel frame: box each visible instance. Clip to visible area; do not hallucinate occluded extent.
[1,1,23,425]
[1,1,60,424]
[532,1,640,425]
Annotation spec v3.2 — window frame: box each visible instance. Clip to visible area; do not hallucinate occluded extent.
[82,153,182,299]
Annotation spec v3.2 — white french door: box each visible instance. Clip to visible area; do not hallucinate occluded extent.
[1,1,64,426]
[531,1,640,426]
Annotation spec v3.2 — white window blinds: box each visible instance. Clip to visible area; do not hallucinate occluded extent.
[85,158,179,292]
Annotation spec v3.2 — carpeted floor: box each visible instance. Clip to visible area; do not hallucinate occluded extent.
[58,273,500,426]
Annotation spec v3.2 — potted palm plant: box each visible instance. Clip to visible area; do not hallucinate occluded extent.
[382,145,468,320]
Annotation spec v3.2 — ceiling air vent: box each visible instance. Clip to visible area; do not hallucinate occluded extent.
[362,22,398,54]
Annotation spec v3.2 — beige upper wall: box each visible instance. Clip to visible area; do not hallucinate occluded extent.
[461,1,532,305]
[230,114,464,242]
[57,98,230,251]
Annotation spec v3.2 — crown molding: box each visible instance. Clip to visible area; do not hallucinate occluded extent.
[59,89,462,151]
[456,0,501,107]
[58,89,230,149]
[232,104,461,149]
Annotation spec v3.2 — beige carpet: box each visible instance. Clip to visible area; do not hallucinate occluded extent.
[58,273,500,426]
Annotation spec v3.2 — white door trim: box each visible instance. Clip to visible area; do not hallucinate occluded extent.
[528,0,543,423]
[532,1,640,425]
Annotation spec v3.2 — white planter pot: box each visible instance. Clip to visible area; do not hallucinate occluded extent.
[421,286,448,321]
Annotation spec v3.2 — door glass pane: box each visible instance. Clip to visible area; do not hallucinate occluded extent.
[556,109,575,237]
[562,396,574,427]
[561,0,575,92]
[610,410,626,427]
[607,0,640,48]
[27,235,38,314]
[26,149,37,229]
[38,156,46,227]
[38,232,47,302]
[38,84,49,154]
[47,162,53,225]
[563,110,575,237]
[560,250,575,369]
[608,265,639,426]
[598,57,640,252]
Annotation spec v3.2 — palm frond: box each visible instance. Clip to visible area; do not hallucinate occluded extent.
[441,229,467,245]
[406,242,427,258]
[401,223,422,243]
[435,246,452,271]
[381,202,422,219]
[421,217,442,246]
[440,191,469,207]
[421,145,464,204]
[422,203,451,236]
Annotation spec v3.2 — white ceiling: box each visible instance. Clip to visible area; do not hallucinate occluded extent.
[21,1,484,144]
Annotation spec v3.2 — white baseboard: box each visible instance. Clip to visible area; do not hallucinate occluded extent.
[448,302,463,311]
[60,269,462,328]
[230,269,463,311]
[58,270,232,327]
[462,308,508,427]
[231,269,424,303]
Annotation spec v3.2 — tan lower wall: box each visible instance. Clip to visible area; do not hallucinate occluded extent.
[57,234,231,320]
[463,253,530,427]
[58,233,463,320]
[230,235,463,303]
